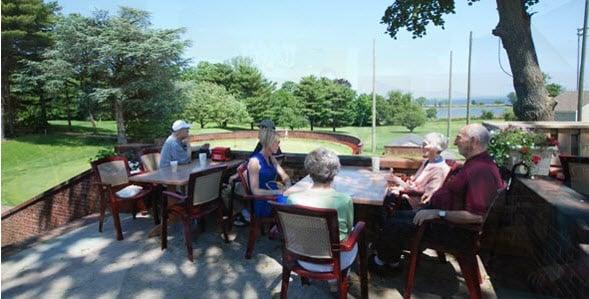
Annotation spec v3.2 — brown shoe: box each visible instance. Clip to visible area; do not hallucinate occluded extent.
[148,225,162,238]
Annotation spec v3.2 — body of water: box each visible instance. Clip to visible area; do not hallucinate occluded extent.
[432,106,511,119]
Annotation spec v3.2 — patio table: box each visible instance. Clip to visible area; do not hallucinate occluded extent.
[129,158,243,248]
[129,158,243,186]
[286,166,389,206]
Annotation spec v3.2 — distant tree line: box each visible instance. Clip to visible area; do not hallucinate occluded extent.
[2,1,189,143]
[2,1,431,142]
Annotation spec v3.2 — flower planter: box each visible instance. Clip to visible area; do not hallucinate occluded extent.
[507,146,558,176]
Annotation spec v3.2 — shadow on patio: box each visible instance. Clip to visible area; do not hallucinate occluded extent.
[1,213,546,299]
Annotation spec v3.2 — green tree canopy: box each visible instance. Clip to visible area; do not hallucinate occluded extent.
[382,90,413,125]
[1,0,60,136]
[270,88,306,130]
[92,7,189,143]
[295,75,329,131]
[182,81,250,128]
[324,78,356,131]
[395,103,427,132]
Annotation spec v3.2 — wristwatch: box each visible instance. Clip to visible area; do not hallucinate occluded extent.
[438,210,447,219]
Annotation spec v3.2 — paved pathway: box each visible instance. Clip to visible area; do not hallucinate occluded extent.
[1,214,546,299]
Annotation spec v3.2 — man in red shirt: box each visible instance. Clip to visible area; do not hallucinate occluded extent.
[370,124,505,273]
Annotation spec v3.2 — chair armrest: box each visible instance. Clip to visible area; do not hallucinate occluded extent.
[409,218,482,253]
[341,221,365,251]
[417,218,482,232]
[399,190,424,197]
[242,194,280,202]
[162,190,187,201]
[128,171,144,177]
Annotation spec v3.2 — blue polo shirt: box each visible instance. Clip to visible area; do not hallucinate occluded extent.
[159,135,191,168]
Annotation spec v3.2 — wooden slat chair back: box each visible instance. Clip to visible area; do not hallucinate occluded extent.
[272,203,368,299]
[276,210,334,259]
[189,168,225,206]
[161,165,229,261]
[91,156,156,240]
[560,155,589,196]
[96,159,129,186]
[139,149,161,173]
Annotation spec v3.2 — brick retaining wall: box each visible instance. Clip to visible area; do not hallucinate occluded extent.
[185,130,363,154]
[1,170,102,248]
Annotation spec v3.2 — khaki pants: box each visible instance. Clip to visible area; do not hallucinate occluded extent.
[222,181,249,215]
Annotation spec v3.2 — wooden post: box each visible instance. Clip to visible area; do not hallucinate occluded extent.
[371,39,377,153]
[447,51,453,138]
[466,32,473,125]
[578,0,589,121]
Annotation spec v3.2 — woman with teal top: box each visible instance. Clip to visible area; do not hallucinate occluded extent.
[247,130,291,217]
[285,147,356,277]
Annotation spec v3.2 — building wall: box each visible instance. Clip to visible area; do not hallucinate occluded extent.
[555,112,576,121]
[555,104,589,121]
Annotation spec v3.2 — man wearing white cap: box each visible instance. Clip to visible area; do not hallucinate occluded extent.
[159,120,192,168]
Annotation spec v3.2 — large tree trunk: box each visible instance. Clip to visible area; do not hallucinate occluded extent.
[88,111,97,133]
[39,91,48,134]
[65,86,72,129]
[310,119,314,131]
[2,78,15,137]
[114,99,127,144]
[493,0,555,121]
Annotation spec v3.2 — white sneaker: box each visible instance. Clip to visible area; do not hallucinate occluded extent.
[328,280,338,293]
[241,209,251,222]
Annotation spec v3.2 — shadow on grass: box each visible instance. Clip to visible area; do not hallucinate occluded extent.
[8,133,115,148]
[49,123,116,135]
[216,126,254,132]
[300,129,352,135]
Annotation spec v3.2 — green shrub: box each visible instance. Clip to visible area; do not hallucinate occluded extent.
[90,148,116,162]
[426,107,437,120]
[480,110,494,120]
[395,104,427,132]
[503,109,517,121]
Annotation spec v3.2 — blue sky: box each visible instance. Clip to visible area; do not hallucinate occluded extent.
[57,0,583,99]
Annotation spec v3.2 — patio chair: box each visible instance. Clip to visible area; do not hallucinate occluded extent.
[403,188,507,299]
[559,154,589,196]
[271,203,368,299]
[236,162,282,259]
[139,148,161,173]
[161,165,229,262]
[91,156,157,240]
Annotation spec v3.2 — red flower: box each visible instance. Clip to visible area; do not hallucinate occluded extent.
[547,137,559,146]
[520,147,529,154]
[531,155,542,165]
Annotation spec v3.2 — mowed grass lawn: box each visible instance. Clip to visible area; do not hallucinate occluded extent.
[194,138,353,155]
[1,121,116,206]
[2,119,493,206]
[190,119,487,155]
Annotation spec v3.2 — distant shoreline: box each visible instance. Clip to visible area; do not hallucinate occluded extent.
[423,104,511,108]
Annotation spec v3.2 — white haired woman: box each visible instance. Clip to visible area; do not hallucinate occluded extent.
[387,132,451,209]
[286,147,357,285]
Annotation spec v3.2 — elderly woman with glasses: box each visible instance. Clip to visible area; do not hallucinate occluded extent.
[286,147,356,278]
[387,132,451,209]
